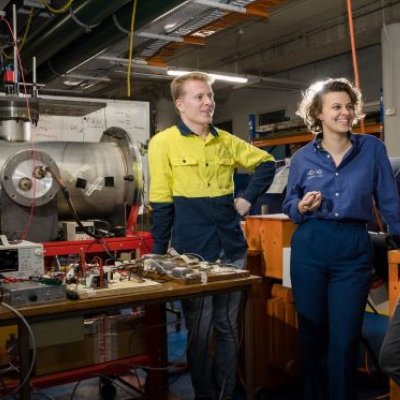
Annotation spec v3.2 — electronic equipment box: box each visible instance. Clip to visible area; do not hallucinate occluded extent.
[0,235,44,278]
[0,281,66,307]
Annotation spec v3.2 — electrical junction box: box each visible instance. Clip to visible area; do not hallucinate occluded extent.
[0,235,44,278]
[0,281,66,307]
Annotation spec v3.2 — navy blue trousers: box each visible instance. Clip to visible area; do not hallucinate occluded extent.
[291,219,372,400]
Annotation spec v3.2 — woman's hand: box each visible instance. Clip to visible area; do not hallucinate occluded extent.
[297,191,322,214]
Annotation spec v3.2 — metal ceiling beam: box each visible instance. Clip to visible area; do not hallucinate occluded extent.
[21,0,131,68]
[36,0,188,83]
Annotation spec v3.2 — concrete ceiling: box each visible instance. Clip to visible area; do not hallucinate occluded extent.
[1,0,399,102]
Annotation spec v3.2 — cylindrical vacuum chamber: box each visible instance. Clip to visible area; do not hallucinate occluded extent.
[0,127,143,241]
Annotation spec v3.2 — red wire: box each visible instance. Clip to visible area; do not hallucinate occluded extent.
[0,16,37,240]
[80,249,87,273]
[92,256,105,288]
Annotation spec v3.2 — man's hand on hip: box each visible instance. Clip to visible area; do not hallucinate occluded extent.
[234,197,251,217]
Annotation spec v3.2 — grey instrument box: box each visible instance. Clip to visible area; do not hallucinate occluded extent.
[0,281,66,307]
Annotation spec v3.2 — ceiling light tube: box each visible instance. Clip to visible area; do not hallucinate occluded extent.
[167,69,248,84]
[98,56,149,65]
[62,74,111,82]
[137,32,185,42]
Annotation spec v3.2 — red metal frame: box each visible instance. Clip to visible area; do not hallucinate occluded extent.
[43,232,153,257]
[19,231,168,399]
[3,355,149,389]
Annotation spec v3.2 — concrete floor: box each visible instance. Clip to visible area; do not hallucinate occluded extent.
[1,308,391,400]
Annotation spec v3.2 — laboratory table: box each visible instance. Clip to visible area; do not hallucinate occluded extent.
[0,274,260,400]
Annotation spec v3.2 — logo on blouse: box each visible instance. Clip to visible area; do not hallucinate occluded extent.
[306,169,324,179]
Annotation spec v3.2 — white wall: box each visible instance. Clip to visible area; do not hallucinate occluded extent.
[31,99,150,145]
[382,23,400,157]
[155,45,382,142]
[155,97,179,132]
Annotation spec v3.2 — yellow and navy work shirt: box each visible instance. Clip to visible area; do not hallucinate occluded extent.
[148,121,275,260]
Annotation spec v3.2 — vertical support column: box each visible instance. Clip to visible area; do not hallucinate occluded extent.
[382,23,400,156]
[145,304,168,399]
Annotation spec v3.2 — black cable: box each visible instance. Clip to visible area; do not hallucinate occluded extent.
[30,386,57,400]
[98,373,144,397]
[122,368,145,395]
[45,167,104,240]
[0,302,36,397]
[69,379,83,400]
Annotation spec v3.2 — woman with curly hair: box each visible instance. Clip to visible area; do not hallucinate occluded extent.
[283,77,400,400]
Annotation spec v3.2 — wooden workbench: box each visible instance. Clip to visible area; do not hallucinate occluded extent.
[0,275,260,400]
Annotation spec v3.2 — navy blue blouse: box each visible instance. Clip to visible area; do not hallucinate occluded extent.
[283,133,400,235]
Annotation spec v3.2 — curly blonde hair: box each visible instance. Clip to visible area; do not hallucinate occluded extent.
[296,77,365,134]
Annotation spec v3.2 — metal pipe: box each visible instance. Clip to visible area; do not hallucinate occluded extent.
[36,0,187,83]
[12,3,18,92]
[32,56,37,99]
[21,0,132,69]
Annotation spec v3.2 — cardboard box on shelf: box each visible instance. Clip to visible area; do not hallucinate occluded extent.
[35,316,102,376]
[104,312,146,360]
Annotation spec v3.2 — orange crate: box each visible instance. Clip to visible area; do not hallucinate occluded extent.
[259,215,297,279]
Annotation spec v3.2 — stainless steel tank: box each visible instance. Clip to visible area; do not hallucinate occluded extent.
[0,127,143,241]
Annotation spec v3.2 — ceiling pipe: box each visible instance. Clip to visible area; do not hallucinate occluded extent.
[36,0,188,84]
[21,0,132,69]
[233,76,307,91]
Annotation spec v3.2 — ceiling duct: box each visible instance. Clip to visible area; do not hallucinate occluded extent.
[35,0,188,84]
[21,0,132,69]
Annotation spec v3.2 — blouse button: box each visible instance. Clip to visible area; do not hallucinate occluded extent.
[335,192,339,197]
[335,172,339,176]
[183,159,186,163]
[327,155,331,158]
[334,213,339,217]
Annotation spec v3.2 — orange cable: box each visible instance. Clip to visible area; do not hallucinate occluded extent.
[346,0,365,134]
[346,0,389,233]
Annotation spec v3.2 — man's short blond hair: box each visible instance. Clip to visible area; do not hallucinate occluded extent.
[170,72,215,102]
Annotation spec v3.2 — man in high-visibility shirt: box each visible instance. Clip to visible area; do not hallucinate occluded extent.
[148,72,275,400]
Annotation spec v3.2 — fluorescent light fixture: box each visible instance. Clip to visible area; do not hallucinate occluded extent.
[62,74,111,82]
[167,70,248,84]
[63,79,83,86]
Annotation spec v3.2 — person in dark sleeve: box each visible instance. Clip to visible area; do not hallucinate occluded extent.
[148,71,275,400]
[282,77,400,400]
